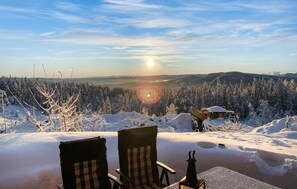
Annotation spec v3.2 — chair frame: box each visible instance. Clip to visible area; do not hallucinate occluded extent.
[116,126,176,188]
[58,136,123,189]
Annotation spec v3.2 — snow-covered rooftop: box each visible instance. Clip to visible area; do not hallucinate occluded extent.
[202,106,228,113]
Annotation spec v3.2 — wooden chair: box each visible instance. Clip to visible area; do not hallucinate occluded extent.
[116,126,176,189]
[59,136,123,189]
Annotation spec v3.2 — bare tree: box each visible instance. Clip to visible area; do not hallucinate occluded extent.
[33,82,84,131]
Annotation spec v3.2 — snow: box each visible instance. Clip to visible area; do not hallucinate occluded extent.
[0,105,297,189]
[203,118,233,128]
[252,116,297,134]
[203,106,228,113]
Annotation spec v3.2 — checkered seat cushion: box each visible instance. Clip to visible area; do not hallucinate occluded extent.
[118,126,164,189]
[59,137,111,189]
[73,159,101,189]
[127,145,160,187]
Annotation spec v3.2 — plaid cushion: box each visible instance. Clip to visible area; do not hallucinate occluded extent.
[73,159,100,189]
[128,145,156,187]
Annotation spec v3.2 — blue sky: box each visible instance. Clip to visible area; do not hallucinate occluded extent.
[0,0,296,78]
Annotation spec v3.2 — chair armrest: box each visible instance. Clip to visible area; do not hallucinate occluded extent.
[157,161,176,174]
[115,168,132,183]
[108,173,124,187]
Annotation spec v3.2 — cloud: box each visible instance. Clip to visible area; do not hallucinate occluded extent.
[0,5,40,14]
[102,0,162,10]
[1,0,296,74]
[111,46,130,50]
[167,64,183,67]
[117,18,190,28]
[49,11,91,23]
[55,2,82,12]
[40,32,56,37]
[47,34,176,47]
[289,53,297,56]
[0,5,90,24]
[177,0,296,14]
[230,1,297,14]
[0,30,34,40]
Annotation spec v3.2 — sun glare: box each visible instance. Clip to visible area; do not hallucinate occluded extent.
[146,58,154,68]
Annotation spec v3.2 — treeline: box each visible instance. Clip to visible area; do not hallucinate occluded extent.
[0,77,296,123]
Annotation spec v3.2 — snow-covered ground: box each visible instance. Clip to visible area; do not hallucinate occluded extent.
[0,105,297,189]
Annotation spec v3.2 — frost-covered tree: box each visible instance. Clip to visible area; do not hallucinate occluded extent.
[112,94,124,113]
[166,103,178,114]
[257,99,275,125]
[176,82,193,113]
[33,83,84,131]
[102,97,112,114]
[141,107,149,116]
[247,102,261,126]
[1,76,297,120]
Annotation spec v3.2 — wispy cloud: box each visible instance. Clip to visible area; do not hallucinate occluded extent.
[55,2,82,12]
[39,32,56,37]
[117,18,190,28]
[102,0,162,10]
[177,0,296,13]
[167,64,183,67]
[49,11,91,23]
[47,34,177,47]
[230,1,297,13]
[1,0,296,76]
[0,4,90,24]
[0,5,40,14]
[0,30,34,40]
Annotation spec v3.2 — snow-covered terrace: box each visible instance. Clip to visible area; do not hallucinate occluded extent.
[0,106,297,189]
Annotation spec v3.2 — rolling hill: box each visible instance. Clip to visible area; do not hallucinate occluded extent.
[66,71,297,89]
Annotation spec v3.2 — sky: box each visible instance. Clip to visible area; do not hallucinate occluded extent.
[0,0,296,78]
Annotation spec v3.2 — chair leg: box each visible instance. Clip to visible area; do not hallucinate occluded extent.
[113,183,118,189]
[160,169,170,186]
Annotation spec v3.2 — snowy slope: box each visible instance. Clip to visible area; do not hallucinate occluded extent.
[0,105,297,189]
[252,116,297,134]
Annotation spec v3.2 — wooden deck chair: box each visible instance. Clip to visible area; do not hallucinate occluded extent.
[58,136,123,189]
[116,126,176,189]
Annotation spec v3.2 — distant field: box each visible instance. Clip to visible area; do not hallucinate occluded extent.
[65,75,192,89]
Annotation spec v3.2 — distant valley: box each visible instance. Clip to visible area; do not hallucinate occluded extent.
[63,72,297,89]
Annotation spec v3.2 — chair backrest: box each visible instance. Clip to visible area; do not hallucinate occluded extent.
[59,137,111,189]
[118,126,159,187]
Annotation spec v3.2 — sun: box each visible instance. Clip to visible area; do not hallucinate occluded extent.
[146,58,154,68]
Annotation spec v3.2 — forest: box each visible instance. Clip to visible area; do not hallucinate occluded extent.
[0,76,296,126]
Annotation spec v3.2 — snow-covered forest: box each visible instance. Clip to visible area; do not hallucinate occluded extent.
[1,77,297,127]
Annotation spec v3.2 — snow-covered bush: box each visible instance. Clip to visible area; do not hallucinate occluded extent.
[166,103,178,114]
[8,82,87,132]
